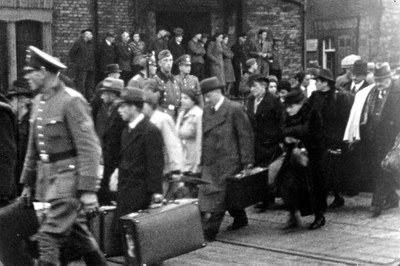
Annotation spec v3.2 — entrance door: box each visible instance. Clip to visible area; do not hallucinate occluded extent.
[156,11,211,48]
[16,20,42,79]
[0,22,8,93]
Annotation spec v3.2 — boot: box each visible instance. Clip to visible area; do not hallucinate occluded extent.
[309,213,326,230]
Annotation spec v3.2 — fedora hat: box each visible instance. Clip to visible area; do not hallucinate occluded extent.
[283,89,306,105]
[200,77,224,94]
[316,68,335,82]
[352,59,368,76]
[105,64,122,74]
[247,73,269,86]
[116,87,144,106]
[99,78,124,94]
[374,62,393,80]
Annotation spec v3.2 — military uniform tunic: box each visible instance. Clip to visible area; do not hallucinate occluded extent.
[152,71,181,118]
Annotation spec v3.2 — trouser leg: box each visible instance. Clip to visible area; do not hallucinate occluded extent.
[84,70,95,100]
[228,208,248,224]
[201,212,225,241]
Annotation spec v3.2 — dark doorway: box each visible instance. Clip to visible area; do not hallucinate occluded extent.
[0,22,8,93]
[16,20,42,79]
[156,11,211,49]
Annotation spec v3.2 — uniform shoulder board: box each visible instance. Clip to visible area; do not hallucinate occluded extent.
[65,87,85,100]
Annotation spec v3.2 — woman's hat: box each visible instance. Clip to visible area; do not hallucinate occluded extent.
[316,68,335,82]
[283,90,306,105]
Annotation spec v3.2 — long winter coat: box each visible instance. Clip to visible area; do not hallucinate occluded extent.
[116,117,164,218]
[199,98,254,212]
[114,39,133,72]
[97,39,117,73]
[246,92,283,166]
[207,41,225,86]
[278,102,324,216]
[222,43,236,83]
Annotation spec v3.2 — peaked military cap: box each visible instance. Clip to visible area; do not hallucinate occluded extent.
[175,54,191,66]
[25,46,67,73]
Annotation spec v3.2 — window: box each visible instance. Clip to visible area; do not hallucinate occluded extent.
[322,37,335,71]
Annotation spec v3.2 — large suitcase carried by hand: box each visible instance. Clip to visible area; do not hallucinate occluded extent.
[120,198,206,266]
[88,205,122,257]
[226,167,269,209]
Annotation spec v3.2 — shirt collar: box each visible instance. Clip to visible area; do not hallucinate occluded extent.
[214,96,225,111]
[351,80,365,92]
[105,39,111,46]
[129,113,144,130]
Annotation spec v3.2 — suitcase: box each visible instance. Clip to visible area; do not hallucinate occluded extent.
[88,205,122,257]
[226,167,269,209]
[120,199,206,265]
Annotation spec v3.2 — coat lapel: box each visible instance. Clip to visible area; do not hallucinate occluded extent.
[203,99,228,134]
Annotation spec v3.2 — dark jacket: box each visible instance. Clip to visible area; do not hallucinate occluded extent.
[97,39,117,73]
[0,95,16,199]
[342,79,370,95]
[207,41,225,86]
[231,41,247,69]
[187,39,205,64]
[16,111,30,186]
[246,92,283,166]
[117,117,164,217]
[114,39,133,72]
[308,89,354,149]
[169,41,186,62]
[148,37,168,59]
[69,38,95,71]
[199,98,254,212]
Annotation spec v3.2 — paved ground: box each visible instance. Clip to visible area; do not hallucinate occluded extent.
[106,193,400,265]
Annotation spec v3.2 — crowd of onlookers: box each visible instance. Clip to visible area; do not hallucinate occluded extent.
[1,26,400,249]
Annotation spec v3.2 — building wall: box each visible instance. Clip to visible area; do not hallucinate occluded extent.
[244,0,303,76]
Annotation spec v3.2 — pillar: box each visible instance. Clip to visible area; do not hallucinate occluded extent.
[7,22,16,86]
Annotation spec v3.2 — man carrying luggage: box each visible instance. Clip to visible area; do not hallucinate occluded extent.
[199,77,255,241]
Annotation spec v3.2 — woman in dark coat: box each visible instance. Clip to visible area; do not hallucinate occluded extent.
[277,90,325,230]
[207,32,225,86]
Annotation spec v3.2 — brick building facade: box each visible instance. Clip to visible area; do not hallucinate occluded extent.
[306,0,400,76]
[0,0,304,93]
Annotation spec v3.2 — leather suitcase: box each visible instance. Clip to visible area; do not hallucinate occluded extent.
[88,205,122,257]
[120,199,206,265]
[226,167,269,210]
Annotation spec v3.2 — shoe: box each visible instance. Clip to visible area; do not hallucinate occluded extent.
[329,197,344,208]
[309,216,326,230]
[371,206,382,217]
[226,219,248,231]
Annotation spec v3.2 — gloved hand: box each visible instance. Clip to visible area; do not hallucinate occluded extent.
[80,192,99,218]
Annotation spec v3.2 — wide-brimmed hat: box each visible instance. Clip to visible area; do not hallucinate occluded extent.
[116,87,144,105]
[283,89,306,105]
[6,80,33,98]
[374,62,393,80]
[105,64,122,74]
[316,68,335,82]
[247,73,269,86]
[99,78,124,94]
[200,77,224,94]
[352,60,368,76]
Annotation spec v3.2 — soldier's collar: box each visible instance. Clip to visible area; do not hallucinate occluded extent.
[41,81,63,100]
[157,70,174,83]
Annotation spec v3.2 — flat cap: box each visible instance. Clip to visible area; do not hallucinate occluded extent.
[200,77,223,94]
[246,58,257,67]
[116,87,144,105]
[158,49,172,61]
[26,46,67,73]
[175,54,191,66]
[100,78,124,94]
[81,28,93,34]
[247,73,268,86]
[341,54,361,69]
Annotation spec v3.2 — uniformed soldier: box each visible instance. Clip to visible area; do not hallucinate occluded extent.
[148,49,181,119]
[20,46,106,265]
[174,54,203,107]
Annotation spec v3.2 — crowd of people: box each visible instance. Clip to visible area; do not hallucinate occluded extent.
[0,25,399,265]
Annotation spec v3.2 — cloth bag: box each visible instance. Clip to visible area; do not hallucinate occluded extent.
[290,143,309,167]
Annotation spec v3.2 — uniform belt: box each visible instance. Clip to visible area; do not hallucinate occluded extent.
[39,150,77,163]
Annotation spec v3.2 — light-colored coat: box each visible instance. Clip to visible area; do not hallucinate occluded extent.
[199,98,254,212]
[176,105,203,173]
[150,109,183,174]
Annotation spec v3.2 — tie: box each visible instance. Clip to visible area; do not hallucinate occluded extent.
[351,85,356,93]
[210,106,216,115]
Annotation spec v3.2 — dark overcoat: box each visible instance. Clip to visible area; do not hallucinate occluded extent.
[222,43,236,83]
[0,95,16,199]
[116,117,164,218]
[199,98,254,212]
[246,92,283,166]
[114,39,133,72]
[207,41,226,86]
[69,38,95,71]
[97,39,117,73]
